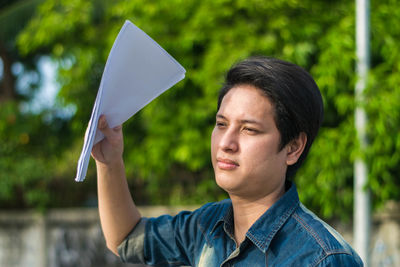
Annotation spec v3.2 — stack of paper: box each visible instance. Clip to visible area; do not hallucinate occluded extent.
[75,20,186,182]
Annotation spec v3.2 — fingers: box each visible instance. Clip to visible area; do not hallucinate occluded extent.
[98,115,120,133]
[98,115,123,142]
[98,115,109,129]
[98,115,112,136]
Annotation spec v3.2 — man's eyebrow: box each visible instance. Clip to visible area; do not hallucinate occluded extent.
[216,114,227,120]
[239,119,263,126]
[216,114,263,126]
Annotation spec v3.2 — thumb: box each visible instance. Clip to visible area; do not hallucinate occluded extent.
[98,115,113,138]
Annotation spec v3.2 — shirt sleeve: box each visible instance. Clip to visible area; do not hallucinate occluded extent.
[117,217,148,264]
[315,253,364,267]
[117,205,212,266]
[143,210,199,266]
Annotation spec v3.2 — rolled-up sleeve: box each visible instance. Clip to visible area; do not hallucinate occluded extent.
[117,218,148,263]
[117,204,215,266]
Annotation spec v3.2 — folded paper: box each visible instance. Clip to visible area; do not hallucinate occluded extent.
[75,20,186,182]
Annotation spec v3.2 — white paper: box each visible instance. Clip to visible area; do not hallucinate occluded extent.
[75,20,186,182]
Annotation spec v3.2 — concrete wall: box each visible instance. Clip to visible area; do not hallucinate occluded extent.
[0,206,193,267]
[370,201,400,266]
[0,204,399,267]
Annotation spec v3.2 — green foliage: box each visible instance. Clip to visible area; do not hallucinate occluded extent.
[0,0,44,45]
[0,102,50,209]
[1,0,398,219]
[365,0,400,206]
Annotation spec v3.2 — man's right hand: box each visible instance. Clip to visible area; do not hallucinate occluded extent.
[91,115,124,165]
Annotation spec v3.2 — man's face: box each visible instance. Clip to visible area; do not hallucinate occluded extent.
[211,84,289,200]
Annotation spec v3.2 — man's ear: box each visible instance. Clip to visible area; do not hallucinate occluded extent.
[286,132,307,166]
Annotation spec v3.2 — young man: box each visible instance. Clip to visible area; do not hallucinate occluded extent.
[92,56,363,266]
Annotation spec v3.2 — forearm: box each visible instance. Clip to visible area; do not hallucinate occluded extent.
[96,158,141,255]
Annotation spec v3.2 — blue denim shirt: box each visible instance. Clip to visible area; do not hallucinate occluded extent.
[118,183,363,266]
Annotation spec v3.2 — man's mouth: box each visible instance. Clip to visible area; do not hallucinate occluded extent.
[216,157,239,170]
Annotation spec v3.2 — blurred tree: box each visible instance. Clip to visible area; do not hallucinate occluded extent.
[0,0,53,209]
[1,0,398,220]
[0,0,43,101]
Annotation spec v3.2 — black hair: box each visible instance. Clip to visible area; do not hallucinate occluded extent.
[217,56,324,179]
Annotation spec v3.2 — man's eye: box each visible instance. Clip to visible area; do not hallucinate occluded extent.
[216,122,226,127]
[244,127,258,133]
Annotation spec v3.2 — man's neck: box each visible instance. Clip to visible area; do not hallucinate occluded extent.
[230,185,286,246]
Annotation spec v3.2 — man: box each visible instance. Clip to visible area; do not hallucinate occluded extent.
[92,56,363,266]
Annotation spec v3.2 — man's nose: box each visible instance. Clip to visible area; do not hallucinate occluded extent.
[219,127,239,153]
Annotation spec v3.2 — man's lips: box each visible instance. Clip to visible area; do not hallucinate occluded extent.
[216,157,239,170]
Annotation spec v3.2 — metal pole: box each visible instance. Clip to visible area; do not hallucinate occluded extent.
[354,0,371,266]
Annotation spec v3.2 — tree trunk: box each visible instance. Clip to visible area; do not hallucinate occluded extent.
[0,41,16,103]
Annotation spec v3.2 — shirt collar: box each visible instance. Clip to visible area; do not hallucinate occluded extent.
[211,182,300,252]
[246,182,299,252]
[210,201,234,235]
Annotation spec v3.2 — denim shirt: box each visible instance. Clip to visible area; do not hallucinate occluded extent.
[118,183,363,266]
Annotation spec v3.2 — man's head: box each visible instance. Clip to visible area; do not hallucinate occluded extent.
[217,56,324,180]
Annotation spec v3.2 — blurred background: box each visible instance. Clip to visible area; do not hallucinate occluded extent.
[0,0,399,266]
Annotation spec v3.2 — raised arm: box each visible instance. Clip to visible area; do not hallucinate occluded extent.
[91,115,141,255]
